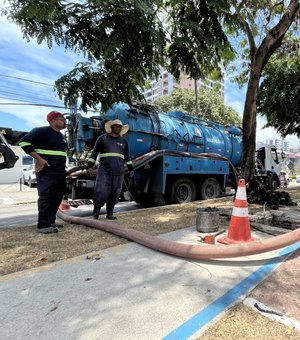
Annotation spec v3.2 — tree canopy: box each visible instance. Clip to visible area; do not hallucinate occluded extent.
[258,41,300,137]
[153,88,242,126]
[2,0,233,111]
[226,1,300,180]
[3,0,300,180]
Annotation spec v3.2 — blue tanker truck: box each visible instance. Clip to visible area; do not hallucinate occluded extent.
[65,103,282,207]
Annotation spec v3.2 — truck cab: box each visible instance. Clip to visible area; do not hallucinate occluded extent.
[256,144,282,189]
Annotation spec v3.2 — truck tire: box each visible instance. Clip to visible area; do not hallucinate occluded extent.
[170,178,196,204]
[200,178,220,200]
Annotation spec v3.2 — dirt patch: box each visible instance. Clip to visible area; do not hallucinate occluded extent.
[0,198,231,275]
[1,189,299,276]
[250,247,300,321]
[0,224,129,275]
[1,189,300,338]
[198,303,300,339]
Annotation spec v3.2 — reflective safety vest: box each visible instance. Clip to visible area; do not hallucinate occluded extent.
[19,126,67,175]
[88,134,132,175]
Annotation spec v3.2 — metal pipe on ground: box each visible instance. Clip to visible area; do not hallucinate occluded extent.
[57,211,300,260]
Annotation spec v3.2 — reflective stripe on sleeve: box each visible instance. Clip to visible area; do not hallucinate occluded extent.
[35,149,67,156]
[126,161,133,165]
[88,158,96,163]
[99,153,124,159]
[19,142,32,147]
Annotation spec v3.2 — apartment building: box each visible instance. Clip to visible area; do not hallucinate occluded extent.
[266,138,289,153]
[142,68,224,103]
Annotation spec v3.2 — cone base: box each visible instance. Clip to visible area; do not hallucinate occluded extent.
[218,236,257,245]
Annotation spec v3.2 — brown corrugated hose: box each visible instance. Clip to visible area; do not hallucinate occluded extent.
[57,211,300,259]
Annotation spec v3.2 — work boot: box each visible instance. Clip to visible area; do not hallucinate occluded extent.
[37,226,58,234]
[106,213,117,220]
[51,223,64,228]
[93,205,101,219]
[106,203,116,220]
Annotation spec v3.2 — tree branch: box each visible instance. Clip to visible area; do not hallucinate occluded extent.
[257,0,300,71]
[242,20,257,60]
[232,6,256,60]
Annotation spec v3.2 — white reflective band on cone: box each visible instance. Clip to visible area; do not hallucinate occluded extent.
[235,187,247,200]
[232,207,249,217]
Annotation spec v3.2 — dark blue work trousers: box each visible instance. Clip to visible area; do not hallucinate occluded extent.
[93,168,124,212]
[36,173,66,229]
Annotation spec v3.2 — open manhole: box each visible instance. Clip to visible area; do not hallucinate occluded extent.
[218,205,300,236]
[249,209,300,236]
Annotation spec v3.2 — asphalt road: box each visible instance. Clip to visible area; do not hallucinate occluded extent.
[0,201,140,229]
[1,181,299,229]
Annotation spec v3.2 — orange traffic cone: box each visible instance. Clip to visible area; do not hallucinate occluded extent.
[59,200,71,212]
[218,179,256,244]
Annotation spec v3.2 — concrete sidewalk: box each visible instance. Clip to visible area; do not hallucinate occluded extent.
[1,183,299,339]
[1,225,299,340]
[0,183,37,205]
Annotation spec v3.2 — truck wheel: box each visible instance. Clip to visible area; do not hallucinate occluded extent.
[200,178,220,200]
[170,178,196,204]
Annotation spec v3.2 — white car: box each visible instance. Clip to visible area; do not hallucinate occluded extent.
[23,164,37,187]
[296,173,300,183]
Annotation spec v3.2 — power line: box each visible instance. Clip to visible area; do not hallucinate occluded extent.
[0,90,62,105]
[0,94,63,105]
[0,102,70,109]
[0,86,49,98]
[0,74,54,87]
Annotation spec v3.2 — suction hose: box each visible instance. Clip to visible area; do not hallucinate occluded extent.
[57,211,300,259]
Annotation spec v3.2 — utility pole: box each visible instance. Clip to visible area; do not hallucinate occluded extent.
[194,79,199,116]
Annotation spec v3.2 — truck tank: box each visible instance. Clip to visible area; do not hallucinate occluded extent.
[66,103,243,206]
[69,102,242,167]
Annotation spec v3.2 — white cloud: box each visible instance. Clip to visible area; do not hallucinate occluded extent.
[225,80,300,148]
[0,1,299,149]
[257,116,299,148]
[224,80,245,117]
[0,5,83,130]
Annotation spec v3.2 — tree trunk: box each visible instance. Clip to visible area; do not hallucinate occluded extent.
[241,69,260,181]
[194,79,199,116]
[240,0,300,182]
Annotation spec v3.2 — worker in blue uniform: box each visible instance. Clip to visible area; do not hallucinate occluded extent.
[19,111,67,234]
[87,119,134,220]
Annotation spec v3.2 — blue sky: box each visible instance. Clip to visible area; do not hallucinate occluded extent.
[0,2,299,148]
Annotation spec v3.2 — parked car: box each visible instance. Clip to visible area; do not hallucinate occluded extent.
[23,164,37,187]
[296,173,300,183]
